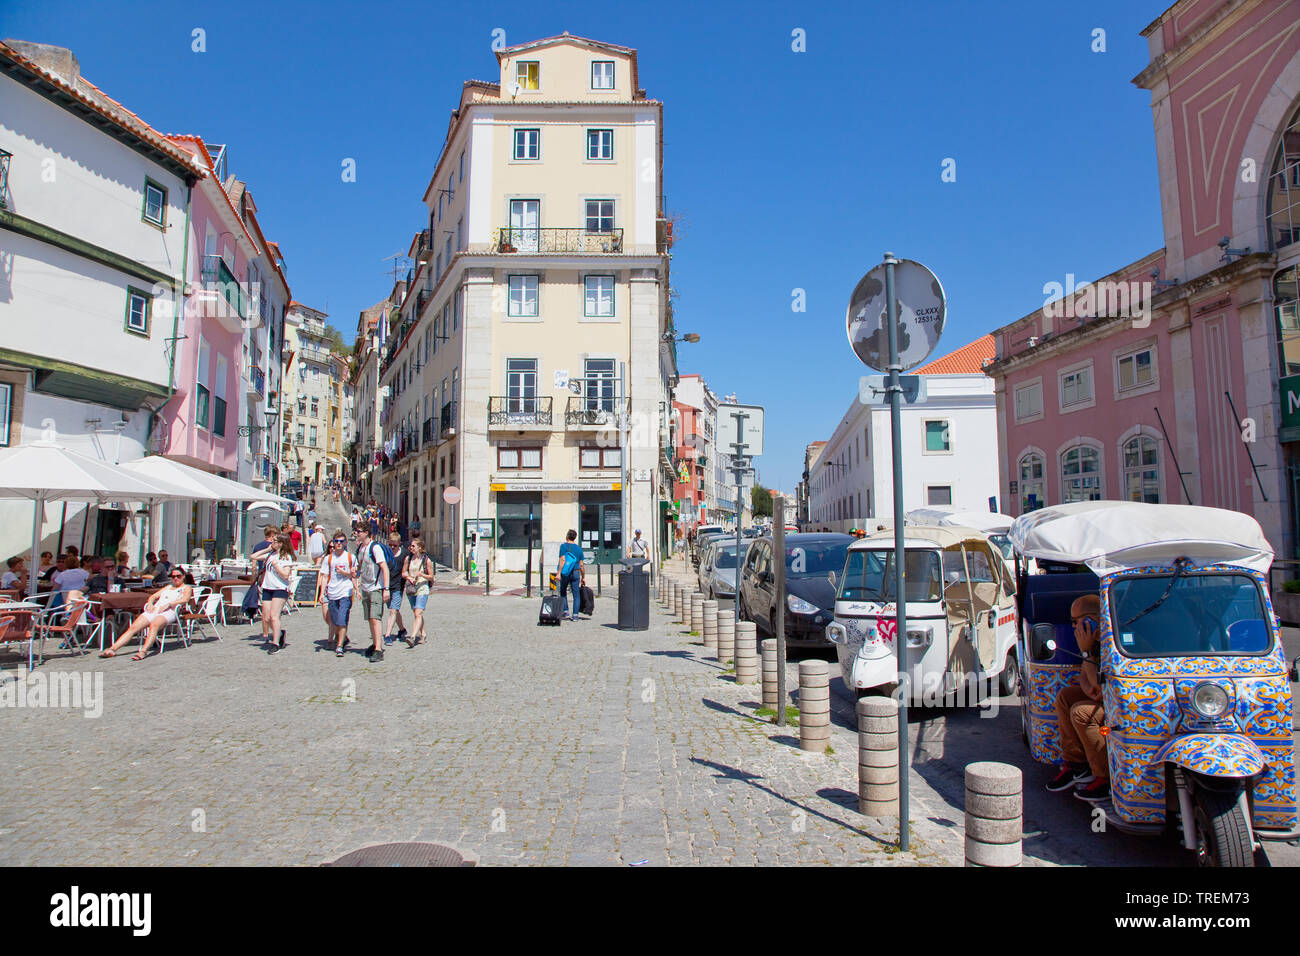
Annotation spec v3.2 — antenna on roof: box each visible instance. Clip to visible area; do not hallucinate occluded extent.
[382,252,411,285]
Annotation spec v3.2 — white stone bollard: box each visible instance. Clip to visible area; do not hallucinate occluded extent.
[857,696,899,818]
[673,584,685,623]
[716,613,735,666]
[798,660,831,752]
[761,639,779,708]
[690,592,705,635]
[734,621,758,684]
[964,762,1022,867]
[701,600,719,654]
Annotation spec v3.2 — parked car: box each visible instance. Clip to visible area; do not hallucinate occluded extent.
[692,531,729,569]
[698,539,751,599]
[738,532,853,648]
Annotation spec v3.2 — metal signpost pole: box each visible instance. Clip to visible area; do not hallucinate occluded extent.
[884,252,911,852]
[734,458,743,627]
[774,496,787,727]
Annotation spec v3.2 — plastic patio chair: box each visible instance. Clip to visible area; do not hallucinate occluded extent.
[179,590,223,645]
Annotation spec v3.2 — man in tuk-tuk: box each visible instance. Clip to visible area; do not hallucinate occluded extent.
[1045,594,1110,802]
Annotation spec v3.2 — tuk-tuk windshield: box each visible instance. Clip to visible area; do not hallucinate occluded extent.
[1109,572,1271,657]
[839,548,942,603]
[988,533,1014,561]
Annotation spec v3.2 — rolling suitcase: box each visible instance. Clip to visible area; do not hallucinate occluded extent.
[539,593,563,626]
[580,585,595,617]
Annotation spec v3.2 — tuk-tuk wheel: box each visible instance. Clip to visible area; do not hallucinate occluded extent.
[997,651,1020,697]
[1192,781,1253,868]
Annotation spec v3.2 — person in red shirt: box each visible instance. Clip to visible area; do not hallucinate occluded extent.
[285,522,303,554]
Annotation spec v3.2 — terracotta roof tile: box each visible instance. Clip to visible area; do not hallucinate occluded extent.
[914,334,996,375]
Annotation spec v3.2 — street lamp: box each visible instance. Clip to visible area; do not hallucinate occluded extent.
[661,331,700,343]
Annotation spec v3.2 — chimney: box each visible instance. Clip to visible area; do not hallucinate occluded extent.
[5,40,81,86]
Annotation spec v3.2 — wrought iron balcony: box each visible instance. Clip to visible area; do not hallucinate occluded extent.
[198,254,247,331]
[0,148,10,209]
[440,401,458,439]
[495,227,623,254]
[488,395,552,429]
[246,366,265,397]
[565,394,620,427]
[422,417,436,444]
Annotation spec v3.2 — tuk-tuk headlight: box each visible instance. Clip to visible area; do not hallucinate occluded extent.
[1191,682,1229,719]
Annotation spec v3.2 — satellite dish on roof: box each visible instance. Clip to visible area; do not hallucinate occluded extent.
[508,81,521,97]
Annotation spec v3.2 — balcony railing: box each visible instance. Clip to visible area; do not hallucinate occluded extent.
[246,367,265,397]
[488,395,552,428]
[565,394,620,427]
[440,401,458,439]
[422,417,436,444]
[495,227,623,254]
[200,255,247,318]
[0,148,10,209]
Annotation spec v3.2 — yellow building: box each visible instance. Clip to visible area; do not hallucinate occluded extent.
[378,34,675,570]
[282,302,336,489]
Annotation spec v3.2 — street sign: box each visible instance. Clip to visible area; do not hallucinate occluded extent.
[860,375,927,406]
[846,259,946,372]
[1282,374,1300,429]
[443,486,462,505]
[717,403,764,457]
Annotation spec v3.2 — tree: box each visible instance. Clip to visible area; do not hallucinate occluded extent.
[324,325,353,358]
[752,485,773,518]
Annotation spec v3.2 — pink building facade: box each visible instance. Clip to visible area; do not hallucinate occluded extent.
[987,0,1300,557]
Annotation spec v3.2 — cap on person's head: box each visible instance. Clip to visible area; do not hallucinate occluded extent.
[635,529,642,535]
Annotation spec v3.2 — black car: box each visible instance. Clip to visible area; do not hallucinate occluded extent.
[737,533,853,648]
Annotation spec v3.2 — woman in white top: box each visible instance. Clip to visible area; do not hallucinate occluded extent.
[260,533,296,653]
[99,569,193,660]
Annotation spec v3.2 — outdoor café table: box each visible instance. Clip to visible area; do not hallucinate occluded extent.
[0,601,42,665]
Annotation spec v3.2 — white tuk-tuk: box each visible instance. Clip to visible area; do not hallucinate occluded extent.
[905,507,1021,571]
[826,525,1019,704]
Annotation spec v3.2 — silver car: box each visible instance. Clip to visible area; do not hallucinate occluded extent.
[698,539,750,600]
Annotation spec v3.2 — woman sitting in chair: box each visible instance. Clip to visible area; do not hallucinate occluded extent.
[99,569,193,660]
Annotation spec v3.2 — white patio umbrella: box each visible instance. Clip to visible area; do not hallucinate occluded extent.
[119,456,294,505]
[0,442,195,599]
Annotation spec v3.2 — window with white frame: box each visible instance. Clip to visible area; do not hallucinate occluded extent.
[1061,444,1102,502]
[0,382,11,446]
[1123,435,1160,502]
[514,128,540,161]
[497,446,542,470]
[508,275,539,317]
[586,200,614,234]
[125,288,151,335]
[584,358,616,411]
[1060,365,1093,408]
[195,338,211,429]
[1117,346,1155,391]
[587,129,613,161]
[591,60,614,89]
[516,61,539,91]
[506,359,537,412]
[1019,452,1045,512]
[584,275,615,317]
[143,179,166,226]
[1014,381,1042,421]
[927,485,952,506]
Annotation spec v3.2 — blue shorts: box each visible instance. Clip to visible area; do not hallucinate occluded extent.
[261,588,289,603]
[408,590,428,610]
[326,596,352,626]
[386,588,405,611]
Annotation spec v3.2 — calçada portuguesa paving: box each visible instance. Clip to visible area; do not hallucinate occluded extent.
[0,568,978,867]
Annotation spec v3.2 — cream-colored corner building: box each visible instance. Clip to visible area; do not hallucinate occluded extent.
[378,34,675,570]
[282,302,336,488]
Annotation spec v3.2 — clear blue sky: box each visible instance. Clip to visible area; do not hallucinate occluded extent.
[8,0,1166,492]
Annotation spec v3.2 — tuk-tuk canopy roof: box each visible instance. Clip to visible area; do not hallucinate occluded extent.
[1009,501,1273,573]
[856,524,991,551]
[905,508,1014,534]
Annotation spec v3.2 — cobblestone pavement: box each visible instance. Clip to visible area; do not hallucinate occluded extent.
[0,556,976,867]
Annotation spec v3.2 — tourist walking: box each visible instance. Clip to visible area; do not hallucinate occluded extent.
[353,522,391,662]
[260,533,296,653]
[383,530,408,645]
[318,529,356,657]
[402,536,434,647]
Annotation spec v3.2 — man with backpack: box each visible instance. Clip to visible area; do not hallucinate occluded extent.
[557,529,585,622]
[353,522,391,662]
[383,530,408,646]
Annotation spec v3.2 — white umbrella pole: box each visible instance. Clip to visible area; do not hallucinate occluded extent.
[29,494,43,600]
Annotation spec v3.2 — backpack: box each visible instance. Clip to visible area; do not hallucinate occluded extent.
[559,548,579,578]
[356,541,388,590]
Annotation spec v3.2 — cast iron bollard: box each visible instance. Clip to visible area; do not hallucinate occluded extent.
[701,600,719,654]
[857,696,899,818]
[798,660,831,752]
[761,638,779,708]
[716,613,735,666]
[734,620,758,684]
[690,592,705,635]
[964,762,1023,867]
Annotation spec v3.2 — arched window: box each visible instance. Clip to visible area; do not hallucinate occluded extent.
[1018,451,1045,513]
[1266,102,1300,250]
[1061,445,1102,502]
[1122,435,1160,502]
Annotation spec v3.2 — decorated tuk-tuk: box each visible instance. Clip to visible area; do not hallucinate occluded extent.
[1011,500,1298,866]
